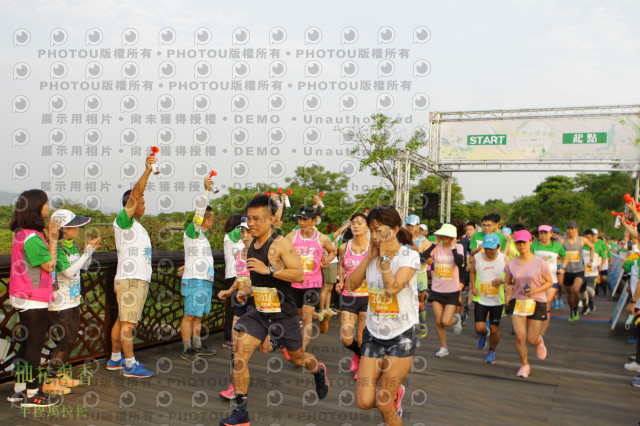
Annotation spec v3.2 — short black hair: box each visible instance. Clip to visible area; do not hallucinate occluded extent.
[466,220,477,228]
[512,223,527,232]
[583,229,595,236]
[122,189,132,207]
[246,194,277,216]
[481,215,495,223]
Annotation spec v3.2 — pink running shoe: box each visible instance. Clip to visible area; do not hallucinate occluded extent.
[349,354,360,372]
[516,364,531,378]
[219,382,235,400]
[536,335,547,360]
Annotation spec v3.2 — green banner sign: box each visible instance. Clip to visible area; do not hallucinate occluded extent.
[562,132,607,144]
[467,134,507,146]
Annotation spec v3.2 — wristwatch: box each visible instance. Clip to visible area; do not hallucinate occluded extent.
[379,255,392,264]
[268,266,276,276]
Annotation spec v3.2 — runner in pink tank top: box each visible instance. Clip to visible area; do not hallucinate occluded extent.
[335,213,370,380]
[285,205,337,352]
[292,228,324,289]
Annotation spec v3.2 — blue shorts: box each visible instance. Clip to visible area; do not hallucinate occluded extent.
[181,279,213,317]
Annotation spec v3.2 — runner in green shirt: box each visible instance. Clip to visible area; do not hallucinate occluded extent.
[470,214,508,256]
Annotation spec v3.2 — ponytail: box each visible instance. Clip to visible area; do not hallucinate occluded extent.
[396,228,413,246]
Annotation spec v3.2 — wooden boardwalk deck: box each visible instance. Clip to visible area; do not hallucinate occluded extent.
[1,297,639,425]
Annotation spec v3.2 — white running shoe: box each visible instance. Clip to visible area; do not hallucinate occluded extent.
[624,361,640,372]
[435,346,450,358]
[453,313,463,335]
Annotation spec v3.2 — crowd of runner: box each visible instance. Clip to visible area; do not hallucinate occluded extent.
[6,154,639,424]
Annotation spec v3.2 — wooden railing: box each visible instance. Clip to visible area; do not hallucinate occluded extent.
[0,250,226,381]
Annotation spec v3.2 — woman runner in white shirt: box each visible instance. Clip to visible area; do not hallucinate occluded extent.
[346,206,420,426]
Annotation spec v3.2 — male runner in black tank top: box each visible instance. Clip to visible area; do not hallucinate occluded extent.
[221,194,329,426]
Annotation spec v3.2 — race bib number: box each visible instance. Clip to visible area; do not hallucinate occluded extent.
[480,281,499,297]
[566,251,580,262]
[435,263,453,280]
[69,277,81,300]
[252,286,281,313]
[300,253,314,274]
[513,298,536,316]
[207,266,214,281]
[368,286,399,317]
[236,276,251,293]
[347,279,368,296]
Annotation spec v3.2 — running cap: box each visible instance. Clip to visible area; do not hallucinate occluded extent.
[405,215,420,225]
[502,227,512,235]
[482,233,500,249]
[591,228,599,235]
[538,225,553,233]
[297,205,320,219]
[514,230,532,242]
[51,209,91,228]
[434,223,457,238]
[419,224,428,232]
[236,217,250,230]
[551,226,560,233]
[566,221,578,228]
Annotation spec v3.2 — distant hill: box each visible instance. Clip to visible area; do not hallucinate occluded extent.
[0,190,119,213]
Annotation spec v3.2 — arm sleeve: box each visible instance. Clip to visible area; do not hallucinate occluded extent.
[60,252,92,279]
[81,245,95,270]
[419,244,436,263]
[23,234,52,267]
[452,248,464,269]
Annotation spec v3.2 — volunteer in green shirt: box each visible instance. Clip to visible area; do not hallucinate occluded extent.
[47,209,100,394]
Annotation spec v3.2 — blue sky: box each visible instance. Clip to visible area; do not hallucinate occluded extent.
[2,0,639,213]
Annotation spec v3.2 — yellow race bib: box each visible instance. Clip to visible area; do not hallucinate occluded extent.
[236,276,251,293]
[513,298,536,316]
[435,263,453,280]
[252,286,281,313]
[480,281,499,297]
[566,251,580,262]
[368,286,399,317]
[348,279,368,296]
[300,253,314,274]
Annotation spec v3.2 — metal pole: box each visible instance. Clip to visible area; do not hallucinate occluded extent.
[403,154,411,220]
[440,176,445,223]
[635,172,639,202]
[447,174,452,222]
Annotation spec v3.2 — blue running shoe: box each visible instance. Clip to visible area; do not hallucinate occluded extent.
[106,357,125,370]
[220,408,250,425]
[123,361,154,378]
[485,349,496,364]
[314,363,330,400]
[478,334,488,350]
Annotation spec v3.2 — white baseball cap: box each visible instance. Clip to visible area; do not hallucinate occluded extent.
[51,209,91,227]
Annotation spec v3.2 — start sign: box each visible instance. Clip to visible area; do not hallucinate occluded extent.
[467,134,507,146]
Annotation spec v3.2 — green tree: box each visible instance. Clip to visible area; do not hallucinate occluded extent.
[343,113,428,198]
